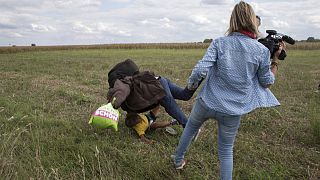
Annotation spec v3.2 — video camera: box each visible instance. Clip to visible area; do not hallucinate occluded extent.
[258,30,295,60]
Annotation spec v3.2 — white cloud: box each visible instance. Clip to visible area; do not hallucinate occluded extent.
[110,0,131,2]
[134,0,158,7]
[0,0,44,10]
[11,32,23,37]
[72,22,95,33]
[190,15,211,25]
[306,16,320,28]
[160,17,170,23]
[53,0,102,8]
[95,22,132,36]
[271,20,290,29]
[201,0,233,5]
[31,24,56,32]
[3,31,24,38]
[250,2,273,17]
[160,17,173,28]
[140,20,150,25]
[71,21,131,36]
[139,18,174,29]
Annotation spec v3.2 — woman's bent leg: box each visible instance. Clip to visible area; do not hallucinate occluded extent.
[174,98,208,166]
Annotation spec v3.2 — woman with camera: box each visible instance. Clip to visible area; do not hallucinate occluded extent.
[172,1,285,179]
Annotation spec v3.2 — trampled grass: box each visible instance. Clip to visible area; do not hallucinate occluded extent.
[0,48,319,179]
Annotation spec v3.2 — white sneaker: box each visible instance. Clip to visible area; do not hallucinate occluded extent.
[165,126,177,135]
[175,160,186,170]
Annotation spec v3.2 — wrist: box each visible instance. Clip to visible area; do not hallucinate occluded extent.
[271,61,278,70]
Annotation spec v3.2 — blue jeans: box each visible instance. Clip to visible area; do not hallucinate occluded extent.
[159,77,195,127]
[174,98,241,180]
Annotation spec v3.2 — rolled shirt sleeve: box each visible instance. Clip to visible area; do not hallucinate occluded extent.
[188,41,217,89]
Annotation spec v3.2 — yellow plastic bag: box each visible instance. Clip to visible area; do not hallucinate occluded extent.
[89,102,120,131]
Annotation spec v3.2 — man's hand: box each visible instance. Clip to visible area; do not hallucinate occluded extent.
[273,41,286,61]
[187,72,207,91]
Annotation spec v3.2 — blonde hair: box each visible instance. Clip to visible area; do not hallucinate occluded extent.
[226,1,258,36]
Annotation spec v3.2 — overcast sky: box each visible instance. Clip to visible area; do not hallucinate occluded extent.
[1,0,319,46]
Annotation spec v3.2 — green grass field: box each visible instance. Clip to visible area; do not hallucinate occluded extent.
[0,48,319,179]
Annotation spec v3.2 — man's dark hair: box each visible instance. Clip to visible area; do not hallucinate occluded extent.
[108,59,139,88]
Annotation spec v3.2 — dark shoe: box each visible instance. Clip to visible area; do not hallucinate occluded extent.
[170,119,179,125]
[145,111,157,122]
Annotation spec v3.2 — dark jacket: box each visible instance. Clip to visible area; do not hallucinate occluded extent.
[107,71,166,113]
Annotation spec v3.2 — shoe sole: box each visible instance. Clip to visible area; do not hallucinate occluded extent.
[175,160,186,170]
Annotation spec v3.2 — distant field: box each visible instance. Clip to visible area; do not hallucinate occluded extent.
[0,48,319,179]
[1,41,320,54]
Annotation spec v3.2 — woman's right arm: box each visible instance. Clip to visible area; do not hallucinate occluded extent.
[188,41,218,90]
[258,42,285,88]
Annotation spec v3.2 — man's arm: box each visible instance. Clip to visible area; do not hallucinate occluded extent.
[107,79,130,108]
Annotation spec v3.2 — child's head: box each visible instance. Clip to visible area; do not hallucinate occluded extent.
[125,112,141,127]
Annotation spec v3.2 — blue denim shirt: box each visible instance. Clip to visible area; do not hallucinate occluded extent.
[188,32,280,115]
